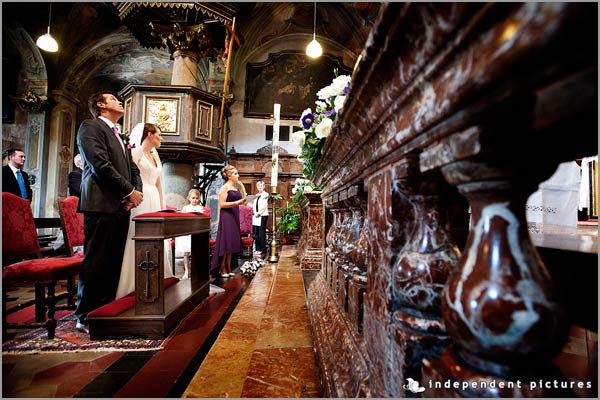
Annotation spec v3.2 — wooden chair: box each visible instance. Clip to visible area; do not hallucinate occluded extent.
[239,205,254,258]
[2,193,81,339]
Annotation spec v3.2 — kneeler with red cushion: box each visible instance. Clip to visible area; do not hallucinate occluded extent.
[239,205,254,258]
[2,193,81,339]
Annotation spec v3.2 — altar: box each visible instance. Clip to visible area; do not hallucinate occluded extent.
[87,212,211,339]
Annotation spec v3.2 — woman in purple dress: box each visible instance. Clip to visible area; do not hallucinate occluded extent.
[211,165,247,278]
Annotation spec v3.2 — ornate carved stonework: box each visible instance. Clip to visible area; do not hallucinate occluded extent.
[306,2,596,397]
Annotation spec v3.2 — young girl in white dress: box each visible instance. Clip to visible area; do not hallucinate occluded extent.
[115,122,174,299]
[174,188,206,279]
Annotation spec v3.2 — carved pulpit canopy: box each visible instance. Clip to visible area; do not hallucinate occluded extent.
[116,2,239,56]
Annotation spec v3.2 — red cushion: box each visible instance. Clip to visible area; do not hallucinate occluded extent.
[2,192,40,258]
[239,205,253,234]
[241,237,254,246]
[136,211,209,218]
[59,196,85,248]
[88,277,180,317]
[2,256,81,281]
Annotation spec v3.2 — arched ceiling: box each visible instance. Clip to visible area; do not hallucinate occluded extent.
[3,2,381,111]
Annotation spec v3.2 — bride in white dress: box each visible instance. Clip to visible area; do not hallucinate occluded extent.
[116,122,174,299]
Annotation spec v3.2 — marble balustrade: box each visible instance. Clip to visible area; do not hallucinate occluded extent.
[301,2,597,398]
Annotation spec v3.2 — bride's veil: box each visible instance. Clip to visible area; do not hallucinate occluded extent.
[129,122,145,148]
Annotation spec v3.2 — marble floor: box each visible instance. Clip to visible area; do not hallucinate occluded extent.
[2,246,321,398]
[2,245,595,397]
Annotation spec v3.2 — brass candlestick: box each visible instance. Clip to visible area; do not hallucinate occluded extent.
[269,185,279,263]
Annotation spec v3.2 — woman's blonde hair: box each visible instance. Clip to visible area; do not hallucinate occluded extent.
[220,165,237,180]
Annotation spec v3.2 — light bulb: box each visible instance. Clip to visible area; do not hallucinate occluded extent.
[306,39,322,58]
[36,29,58,52]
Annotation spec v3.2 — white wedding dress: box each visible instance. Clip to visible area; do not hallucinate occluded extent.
[116,149,174,299]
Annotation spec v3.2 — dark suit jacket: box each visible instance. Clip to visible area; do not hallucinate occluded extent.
[2,164,32,202]
[77,118,142,214]
[68,170,82,198]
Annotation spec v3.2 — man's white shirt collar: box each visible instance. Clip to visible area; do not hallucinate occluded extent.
[8,164,20,175]
[99,116,117,130]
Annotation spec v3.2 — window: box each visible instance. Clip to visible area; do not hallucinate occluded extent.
[265,125,290,141]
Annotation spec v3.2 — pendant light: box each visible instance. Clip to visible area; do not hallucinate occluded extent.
[306,2,322,58]
[36,3,59,52]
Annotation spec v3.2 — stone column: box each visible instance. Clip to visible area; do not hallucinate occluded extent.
[150,22,217,200]
[297,190,325,270]
[46,91,79,215]
[172,50,200,86]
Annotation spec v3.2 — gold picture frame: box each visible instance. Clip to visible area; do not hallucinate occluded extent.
[143,95,180,135]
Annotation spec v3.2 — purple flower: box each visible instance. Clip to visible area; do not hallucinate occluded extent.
[343,86,349,95]
[301,113,315,129]
[325,109,336,118]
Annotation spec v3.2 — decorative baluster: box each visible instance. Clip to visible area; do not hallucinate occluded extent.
[325,204,342,289]
[390,157,462,396]
[338,197,363,311]
[348,194,369,333]
[334,202,353,298]
[422,107,571,397]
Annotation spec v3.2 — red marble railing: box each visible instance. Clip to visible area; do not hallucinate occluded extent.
[303,2,597,398]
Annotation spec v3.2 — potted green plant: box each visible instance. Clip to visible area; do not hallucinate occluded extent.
[276,203,302,244]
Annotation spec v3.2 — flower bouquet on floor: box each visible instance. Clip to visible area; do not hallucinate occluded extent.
[240,259,266,278]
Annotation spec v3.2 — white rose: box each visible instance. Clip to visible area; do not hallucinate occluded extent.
[334,95,346,113]
[329,75,351,97]
[315,117,333,139]
[316,85,333,100]
[291,130,306,147]
[304,185,313,192]
[315,100,328,113]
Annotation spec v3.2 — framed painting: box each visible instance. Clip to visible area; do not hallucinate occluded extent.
[244,51,352,119]
[143,95,180,135]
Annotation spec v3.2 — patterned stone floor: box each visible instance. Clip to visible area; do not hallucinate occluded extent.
[183,246,321,398]
[2,247,321,398]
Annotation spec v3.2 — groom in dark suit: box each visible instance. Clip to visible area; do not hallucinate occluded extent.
[74,91,144,333]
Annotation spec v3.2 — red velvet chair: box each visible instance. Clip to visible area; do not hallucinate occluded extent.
[58,196,85,257]
[57,196,85,309]
[2,193,81,339]
[239,204,254,258]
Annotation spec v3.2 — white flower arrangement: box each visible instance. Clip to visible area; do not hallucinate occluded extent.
[294,69,352,179]
[240,259,266,278]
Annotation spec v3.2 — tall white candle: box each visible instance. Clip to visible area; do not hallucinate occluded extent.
[271,103,281,188]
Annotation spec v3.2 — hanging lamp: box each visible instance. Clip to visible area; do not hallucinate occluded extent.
[306,2,322,58]
[36,3,59,52]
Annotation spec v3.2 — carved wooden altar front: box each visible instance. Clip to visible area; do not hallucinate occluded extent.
[303,3,597,398]
[88,214,210,339]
